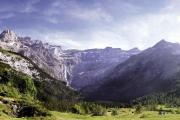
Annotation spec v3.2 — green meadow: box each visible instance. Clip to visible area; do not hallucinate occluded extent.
[0,107,180,120]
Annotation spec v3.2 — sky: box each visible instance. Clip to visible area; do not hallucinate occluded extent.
[1,0,180,50]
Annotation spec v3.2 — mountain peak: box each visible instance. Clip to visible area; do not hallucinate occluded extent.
[159,39,169,43]
[153,39,172,48]
[156,39,169,45]
[0,29,18,42]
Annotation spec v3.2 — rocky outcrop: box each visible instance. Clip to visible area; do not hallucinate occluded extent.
[0,50,38,77]
[0,30,22,52]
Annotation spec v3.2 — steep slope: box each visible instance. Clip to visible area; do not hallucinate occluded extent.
[0,48,78,111]
[87,40,180,102]
[68,47,140,90]
[0,61,48,117]
[0,30,78,83]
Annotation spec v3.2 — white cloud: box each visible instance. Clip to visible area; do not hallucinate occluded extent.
[46,17,60,24]
[18,12,180,50]
[70,12,180,50]
[44,0,113,23]
[112,13,180,49]
[12,0,180,50]
[70,7,113,22]
[21,0,40,13]
[0,13,14,19]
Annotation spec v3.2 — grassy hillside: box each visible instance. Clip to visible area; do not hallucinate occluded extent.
[0,61,49,117]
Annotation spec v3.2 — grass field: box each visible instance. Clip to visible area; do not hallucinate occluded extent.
[51,109,180,120]
[0,108,180,120]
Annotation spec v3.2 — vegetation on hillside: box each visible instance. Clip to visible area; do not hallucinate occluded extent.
[0,61,48,117]
[132,79,180,108]
[0,48,180,120]
[0,48,79,112]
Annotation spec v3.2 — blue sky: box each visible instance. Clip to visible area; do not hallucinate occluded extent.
[0,0,180,49]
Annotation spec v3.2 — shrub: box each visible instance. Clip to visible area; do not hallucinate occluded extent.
[18,104,48,117]
[170,109,176,114]
[176,109,180,114]
[135,104,143,114]
[111,109,118,116]
[72,103,107,116]
[17,98,49,117]
[0,85,20,98]
[91,104,106,116]
[145,104,157,111]
[158,108,166,115]
[72,103,86,115]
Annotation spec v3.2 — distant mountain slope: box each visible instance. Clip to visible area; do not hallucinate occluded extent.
[87,40,180,102]
[69,47,140,90]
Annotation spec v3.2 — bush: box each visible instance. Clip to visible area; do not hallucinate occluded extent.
[111,109,118,116]
[170,109,176,114]
[72,103,86,114]
[0,85,20,98]
[17,97,49,117]
[176,109,180,114]
[18,105,48,117]
[158,108,166,115]
[135,104,143,114]
[13,75,37,97]
[72,102,107,116]
[91,104,106,116]
[145,104,157,111]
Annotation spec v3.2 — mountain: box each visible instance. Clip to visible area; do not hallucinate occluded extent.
[68,47,140,90]
[0,44,78,112]
[86,40,180,102]
[0,29,140,88]
[1,29,180,107]
[0,29,78,83]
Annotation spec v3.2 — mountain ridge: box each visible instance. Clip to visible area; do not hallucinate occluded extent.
[85,40,180,102]
[2,29,180,104]
[0,29,141,88]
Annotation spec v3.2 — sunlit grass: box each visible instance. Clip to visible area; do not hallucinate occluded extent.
[0,106,180,120]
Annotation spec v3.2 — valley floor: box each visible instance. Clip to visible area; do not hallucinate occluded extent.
[1,109,180,120]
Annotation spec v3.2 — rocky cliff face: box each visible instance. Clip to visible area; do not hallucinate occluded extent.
[0,30,78,83]
[0,48,58,83]
[68,47,140,89]
[0,49,38,77]
[0,29,140,87]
